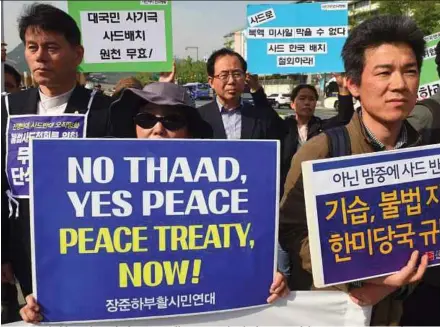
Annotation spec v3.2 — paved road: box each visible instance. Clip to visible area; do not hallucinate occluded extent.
[195,100,338,120]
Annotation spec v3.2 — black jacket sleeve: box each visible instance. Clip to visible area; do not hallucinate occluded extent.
[1,95,11,263]
[251,87,272,109]
[321,94,355,130]
[251,88,287,140]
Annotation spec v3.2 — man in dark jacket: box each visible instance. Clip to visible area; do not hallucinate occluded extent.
[198,48,284,141]
[280,76,354,191]
[1,3,111,302]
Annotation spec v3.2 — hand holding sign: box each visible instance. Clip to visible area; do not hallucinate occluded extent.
[20,295,42,324]
[159,61,176,83]
[366,250,428,288]
[266,272,289,304]
[349,250,428,306]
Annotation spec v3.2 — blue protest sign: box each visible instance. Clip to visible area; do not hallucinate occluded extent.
[246,2,348,74]
[303,144,440,288]
[30,139,279,323]
[6,114,86,198]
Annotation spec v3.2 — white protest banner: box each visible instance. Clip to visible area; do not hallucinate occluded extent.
[6,292,371,326]
[67,1,173,72]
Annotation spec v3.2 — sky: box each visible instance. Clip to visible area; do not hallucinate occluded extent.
[1,0,288,59]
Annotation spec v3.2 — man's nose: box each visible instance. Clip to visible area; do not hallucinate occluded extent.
[34,47,48,62]
[226,73,236,84]
[389,71,407,91]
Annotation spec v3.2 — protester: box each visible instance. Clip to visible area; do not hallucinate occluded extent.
[4,64,22,94]
[1,63,22,324]
[281,76,354,189]
[1,3,112,303]
[110,82,211,139]
[276,77,354,290]
[335,40,440,145]
[19,81,290,323]
[407,40,440,144]
[198,48,284,140]
[279,15,428,325]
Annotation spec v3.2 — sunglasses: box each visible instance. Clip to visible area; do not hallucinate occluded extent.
[134,112,187,131]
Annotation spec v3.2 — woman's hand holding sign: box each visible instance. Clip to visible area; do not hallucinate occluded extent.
[267,272,290,304]
[20,294,42,324]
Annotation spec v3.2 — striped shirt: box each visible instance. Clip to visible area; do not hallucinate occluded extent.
[216,97,242,139]
[359,110,408,150]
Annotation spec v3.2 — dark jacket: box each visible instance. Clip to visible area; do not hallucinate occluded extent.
[280,94,354,191]
[197,90,285,140]
[1,85,111,296]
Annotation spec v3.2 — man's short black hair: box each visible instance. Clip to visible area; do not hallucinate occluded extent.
[435,40,440,79]
[4,64,21,87]
[207,48,247,77]
[342,15,425,86]
[19,3,81,46]
[290,84,318,102]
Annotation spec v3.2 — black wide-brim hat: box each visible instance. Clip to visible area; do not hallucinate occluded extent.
[109,82,212,138]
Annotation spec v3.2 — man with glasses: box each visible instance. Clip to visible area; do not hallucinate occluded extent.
[198,48,284,140]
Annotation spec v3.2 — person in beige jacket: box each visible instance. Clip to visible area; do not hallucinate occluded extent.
[279,15,429,326]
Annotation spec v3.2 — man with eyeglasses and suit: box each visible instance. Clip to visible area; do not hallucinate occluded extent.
[198,48,284,140]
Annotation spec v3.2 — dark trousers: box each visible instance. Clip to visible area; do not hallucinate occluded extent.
[1,282,20,323]
[400,282,440,326]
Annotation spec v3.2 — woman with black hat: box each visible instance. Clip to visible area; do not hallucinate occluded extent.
[110,81,212,139]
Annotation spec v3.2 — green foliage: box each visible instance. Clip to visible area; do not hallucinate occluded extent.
[175,57,208,84]
[410,1,440,36]
[135,72,155,85]
[224,39,234,50]
[350,1,440,35]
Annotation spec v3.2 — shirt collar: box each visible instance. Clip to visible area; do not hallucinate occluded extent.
[216,96,243,113]
[358,109,408,151]
[38,86,75,109]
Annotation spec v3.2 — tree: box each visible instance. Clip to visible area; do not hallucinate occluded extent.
[135,72,154,85]
[175,57,208,84]
[350,1,440,36]
[410,1,440,36]
[376,0,412,16]
[224,39,234,50]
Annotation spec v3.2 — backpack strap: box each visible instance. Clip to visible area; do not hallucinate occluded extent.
[417,98,440,144]
[418,98,440,116]
[324,126,352,157]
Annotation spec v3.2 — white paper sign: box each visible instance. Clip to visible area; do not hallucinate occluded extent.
[80,10,167,63]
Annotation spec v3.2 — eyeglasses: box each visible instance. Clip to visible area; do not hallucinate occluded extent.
[213,70,245,82]
[134,112,187,131]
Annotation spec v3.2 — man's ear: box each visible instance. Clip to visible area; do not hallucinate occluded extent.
[290,101,295,110]
[346,76,360,98]
[73,45,84,66]
[208,76,214,88]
